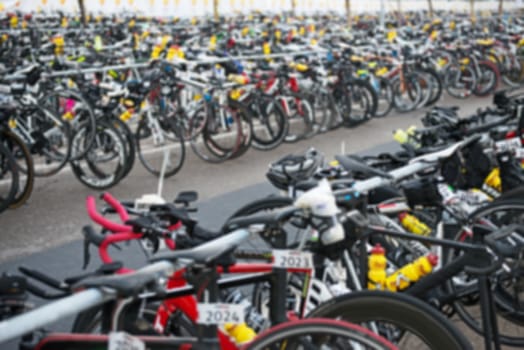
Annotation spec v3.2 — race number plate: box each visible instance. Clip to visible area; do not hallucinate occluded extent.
[272,250,313,269]
[495,137,521,153]
[197,303,245,325]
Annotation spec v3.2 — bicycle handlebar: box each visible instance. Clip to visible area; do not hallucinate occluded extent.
[86,196,132,233]
[100,192,129,224]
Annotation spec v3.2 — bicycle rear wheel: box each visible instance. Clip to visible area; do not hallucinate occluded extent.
[307,290,472,350]
[246,318,397,350]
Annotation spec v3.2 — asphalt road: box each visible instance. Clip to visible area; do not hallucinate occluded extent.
[0,94,517,349]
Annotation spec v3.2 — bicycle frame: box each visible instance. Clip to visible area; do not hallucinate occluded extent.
[355,223,513,350]
[85,194,315,342]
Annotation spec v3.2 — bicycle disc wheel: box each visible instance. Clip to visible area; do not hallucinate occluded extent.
[246,318,397,350]
[308,291,472,350]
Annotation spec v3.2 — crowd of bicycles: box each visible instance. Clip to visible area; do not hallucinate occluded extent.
[2,83,524,349]
[2,9,524,213]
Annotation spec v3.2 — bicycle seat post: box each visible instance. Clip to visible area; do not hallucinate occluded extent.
[188,266,221,350]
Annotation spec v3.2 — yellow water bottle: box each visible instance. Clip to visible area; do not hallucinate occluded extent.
[398,212,431,236]
[224,323,257,344]
[385,254,438,292]
[368,244,387,290]
[393,129,409,144]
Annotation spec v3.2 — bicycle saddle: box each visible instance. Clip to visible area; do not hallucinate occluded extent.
[410,135,482,164]
[224,206,297,231]
[335,155,393,179]
[74,261,173,297]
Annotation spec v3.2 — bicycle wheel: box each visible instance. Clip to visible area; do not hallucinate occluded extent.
[16,105,72,177]
[445,200,524,347]
[225,101,254,160]
[472,61,500,97]
[2,130,34,208]
[0,142,19,213]
[307,290,472,350]
[420,68,443,107]
[112,118,136,180]
[501,55,524,87]
[444,64,477,99]
[373,77,394,118]
[392,75,421,113]
[189,101,243,163]
[136,118,185,178]
[249,96,288,151]
[39,89,97,161]
[348,79,375,124]
[284,95,315,143]
[70,120,128,190]
[246,318,397,350]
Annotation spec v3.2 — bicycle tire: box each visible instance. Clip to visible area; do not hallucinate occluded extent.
[444,64,477,99]
[283,94,315,143]
[246,318,397,350]
[226,100,254,160]
[112,118,136,180]
[249,96,288,151]
[195,102,243,162]
[70,120,128,190]
[39,89,97,161]
[307,290,472,350]
[445,200,524,346]
[472,61,500,97]
[21,105,72,177]
[0,141,19,214]
[373,77,394,118]
[348,79,375,123]
[392,75,421,113]
[420,68,443,107]
[136,118,185,178]
[2,130,34,208]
